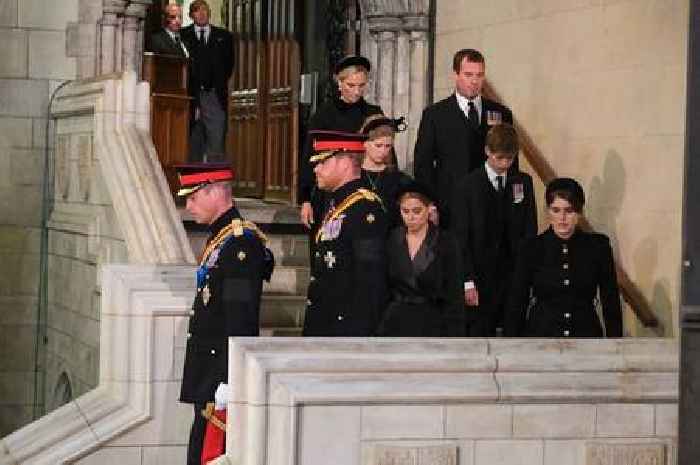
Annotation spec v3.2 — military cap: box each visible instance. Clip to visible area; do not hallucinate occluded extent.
[309,130,367,164]
[334,55,371,74]
[175,162,234,197]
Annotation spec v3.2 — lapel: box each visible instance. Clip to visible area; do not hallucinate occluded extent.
[412,226,438,277]
[447,94,474,159]
[476,165,498,200]
[166,32,185,56]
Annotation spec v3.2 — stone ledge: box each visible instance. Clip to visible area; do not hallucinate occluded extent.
[224,338,678,465]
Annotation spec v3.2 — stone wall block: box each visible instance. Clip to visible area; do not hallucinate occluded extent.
[361,405,444,439]
[513,404,595,439]
[0,117,32,149]
[19,0,78,29]
[0,79,49,118]
[446,404,512,439]
[301,406,362,465]
[655,403,678,437]
[595,404,655,437]
[0,0,18,26]
[29,30,77,80]
[474,440,544,465]
[0,29,27,78]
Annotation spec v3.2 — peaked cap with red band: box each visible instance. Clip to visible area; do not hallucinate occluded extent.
[174,162,234,197]
[308,130,367,164]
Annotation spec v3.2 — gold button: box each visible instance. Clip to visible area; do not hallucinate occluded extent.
[306,299,312,305]
[564,313,571,319]
[562,246,568,254]
[310,276,316,282]
[564,279,570,286]
[189,310,195,316]
[186,333,192,339]
[210,349,216,355]
[563,263,569,269]
[563,330,570,336]
[337,315,344,321]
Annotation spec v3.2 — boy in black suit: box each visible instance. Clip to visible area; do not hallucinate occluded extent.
[453,124,536,336]
[414,48,513,229]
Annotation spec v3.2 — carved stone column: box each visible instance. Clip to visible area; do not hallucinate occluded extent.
[100,1,128,74]
[358,1,432,172]
[123,1,150,75]
[67,1,151,78]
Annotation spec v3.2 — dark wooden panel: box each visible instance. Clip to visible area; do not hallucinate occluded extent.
[228,0,299,202]
[143,53,191,195]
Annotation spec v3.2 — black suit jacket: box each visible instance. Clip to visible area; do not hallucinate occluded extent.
[453,166,537,300]
[149,29,187,57]
[413,94,513,228]
[180,24,233,109]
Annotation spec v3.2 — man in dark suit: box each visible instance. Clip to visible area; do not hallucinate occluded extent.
[176,163,273,465]
[453,124,536,336]
[181,0,233,162]
[414,48,513,229]
[148,4,188,57]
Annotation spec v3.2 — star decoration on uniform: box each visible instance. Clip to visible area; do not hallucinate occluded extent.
[238,251,247,261]
[366,213,375,224]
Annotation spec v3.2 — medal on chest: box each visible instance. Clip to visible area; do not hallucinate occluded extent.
[320,214,345,241]
[202,284,211,305]
[512,182,524,204]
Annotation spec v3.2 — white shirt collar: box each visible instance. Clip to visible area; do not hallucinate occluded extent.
[455,92,482,118]
[484,161,506,189]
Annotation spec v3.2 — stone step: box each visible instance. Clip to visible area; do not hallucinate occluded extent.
[260,326,303,337]
[264,265,310,295]
[260,294,306,327]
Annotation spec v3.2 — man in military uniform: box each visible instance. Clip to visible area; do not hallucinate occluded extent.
[302,131,388,336]
[176,163,273,465]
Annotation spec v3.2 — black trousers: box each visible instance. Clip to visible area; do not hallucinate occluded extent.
[187,403,207,465]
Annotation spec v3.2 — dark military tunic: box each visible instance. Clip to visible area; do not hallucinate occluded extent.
[180,207,269,404]
[505,227,623,337]
[303,179,388,336]
[361,167,413,230]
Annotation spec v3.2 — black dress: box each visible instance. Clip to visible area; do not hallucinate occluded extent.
[505,227,623,338]
[361,167,413,229]
[379,225,464,336]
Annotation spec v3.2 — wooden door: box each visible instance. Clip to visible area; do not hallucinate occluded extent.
[228,0,299,202]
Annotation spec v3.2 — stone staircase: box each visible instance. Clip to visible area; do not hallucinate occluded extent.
[181,199,309,336]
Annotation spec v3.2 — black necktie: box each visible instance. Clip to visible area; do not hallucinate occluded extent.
[468,100,479,129]
[198,29,205,44]
[496,175,504,193]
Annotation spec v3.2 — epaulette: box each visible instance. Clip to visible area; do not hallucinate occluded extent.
[230,219,268,245]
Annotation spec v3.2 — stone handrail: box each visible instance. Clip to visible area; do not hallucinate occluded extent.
[482,82,660,330]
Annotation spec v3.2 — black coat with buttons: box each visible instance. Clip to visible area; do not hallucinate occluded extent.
[179,207,267,404]
[302,179,388,336]
[505,227,623,337]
